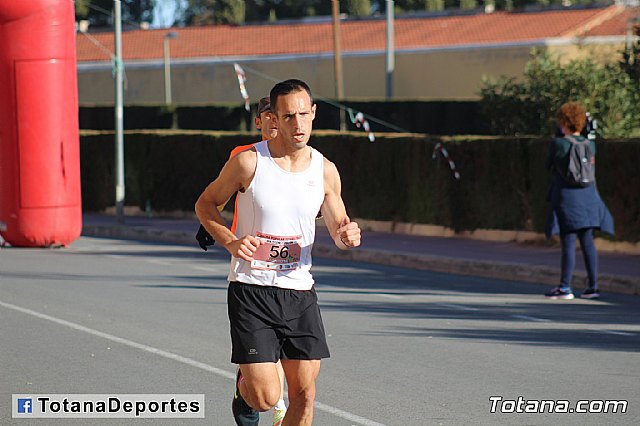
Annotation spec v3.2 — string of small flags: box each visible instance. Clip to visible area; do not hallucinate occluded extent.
[232,63,376,142]
[348,109,375,142]
[432,142,461,179]
[233,63,250,112]
[230,64,457,188]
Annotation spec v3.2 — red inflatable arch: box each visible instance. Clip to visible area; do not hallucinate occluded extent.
[0,0,81,247]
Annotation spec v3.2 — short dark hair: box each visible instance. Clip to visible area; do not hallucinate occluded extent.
[556,102,586,134]
[269,79,314,114]
[256,96,270,117]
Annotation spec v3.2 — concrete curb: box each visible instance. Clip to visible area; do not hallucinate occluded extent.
[82,225,640,296]
[313,246,640,296]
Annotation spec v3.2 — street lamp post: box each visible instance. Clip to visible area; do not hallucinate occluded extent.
[114,0,125,223]
[332,0,346,131]
[385,0,395,100]
[163,32,178,105]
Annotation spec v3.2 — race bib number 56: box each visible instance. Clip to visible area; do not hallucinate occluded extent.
[251,232,302,271]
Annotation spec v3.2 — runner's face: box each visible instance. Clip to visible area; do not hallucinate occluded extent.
[258,111,278,140]
[273,90,315,149]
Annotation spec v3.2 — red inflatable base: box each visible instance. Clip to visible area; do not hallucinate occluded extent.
[0,0,82,247]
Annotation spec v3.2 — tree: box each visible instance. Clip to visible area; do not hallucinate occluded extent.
[74,0,113,26]
[184,0,216,25]
[75,0,91,18]
[620,22,640,84]
[347,0,372,16]
[244,0,368,22]
[183,0,245,25]
[425,0,444,11]
[271,0,319,19]
[123,0,154,24]
[153,0,191,28]
[459,0,477,9]
[74,0,154,27]
[480,49,640,138]
[390,0,429,13]
[214,0,245,24]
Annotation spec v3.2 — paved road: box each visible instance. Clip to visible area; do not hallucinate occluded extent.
[81,213,640,296]
[1,237,639,425]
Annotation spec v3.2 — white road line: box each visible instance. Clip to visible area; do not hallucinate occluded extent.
[314,401,387,426]
[105,254,127,260]
[511,314,551,322]
[435,303,479,311]
[0,299,387,426]
[144,258,171,265]
[376,294,404,299]
[595,329,635,336]
[194,265,226,273]
[0,299,234,378]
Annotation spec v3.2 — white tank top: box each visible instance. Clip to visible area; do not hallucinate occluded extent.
[228,140,325,290]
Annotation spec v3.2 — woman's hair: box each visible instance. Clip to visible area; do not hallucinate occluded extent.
[556,102,586,134]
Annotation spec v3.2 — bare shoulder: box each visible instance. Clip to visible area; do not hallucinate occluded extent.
[323,157,339,178]
[233,146,257,166]
[218,146,257,193]
[322,157,341,192]
[228,147,257,177]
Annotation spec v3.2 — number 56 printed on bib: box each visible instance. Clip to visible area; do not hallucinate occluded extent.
[251,232,302,271]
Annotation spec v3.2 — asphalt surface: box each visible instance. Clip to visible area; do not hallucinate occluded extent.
[81,213,640,297]
[2,237,639,425]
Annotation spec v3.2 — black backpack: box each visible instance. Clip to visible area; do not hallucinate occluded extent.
[563,136,595,187]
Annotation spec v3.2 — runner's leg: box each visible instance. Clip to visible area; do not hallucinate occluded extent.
[277,360,286,400]
[281,359,320,426]
[272,360,287,425]
[239,362,282,411]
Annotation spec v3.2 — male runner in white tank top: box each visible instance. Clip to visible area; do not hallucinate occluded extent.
[195,79,361,426]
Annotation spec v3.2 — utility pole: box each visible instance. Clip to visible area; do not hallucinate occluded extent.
[385,0,395,100]
[332,0,346,130]
[163,32,178,105]
[114,0,125,223]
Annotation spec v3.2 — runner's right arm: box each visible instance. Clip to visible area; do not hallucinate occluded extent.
[195,150,261,261]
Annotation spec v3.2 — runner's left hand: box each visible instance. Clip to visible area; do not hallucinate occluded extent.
[337,216,360,249]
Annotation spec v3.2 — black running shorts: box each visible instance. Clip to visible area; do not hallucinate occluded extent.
[227,281,330,364]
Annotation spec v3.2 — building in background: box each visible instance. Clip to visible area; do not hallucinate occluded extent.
[76,5,636,105]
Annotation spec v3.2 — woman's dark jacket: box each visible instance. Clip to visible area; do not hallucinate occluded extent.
[545,135,614,238]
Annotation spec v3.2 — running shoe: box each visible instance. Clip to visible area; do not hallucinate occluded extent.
[272,406,286,426]
[232,368,259,426]
[544,287,574,300]
[580,288,601,299]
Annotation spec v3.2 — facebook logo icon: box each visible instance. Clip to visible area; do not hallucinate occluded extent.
[17,398,32,413]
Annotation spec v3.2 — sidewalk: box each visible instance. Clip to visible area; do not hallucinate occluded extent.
[82,213,640,296]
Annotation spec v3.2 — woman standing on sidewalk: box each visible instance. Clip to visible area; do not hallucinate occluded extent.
[544,102,614,300]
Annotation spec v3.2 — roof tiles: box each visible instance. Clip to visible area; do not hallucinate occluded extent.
[76,6,633,63]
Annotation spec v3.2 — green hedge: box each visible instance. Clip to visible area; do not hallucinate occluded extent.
[80,131,640,242]
[79,106,175,130]
[176,106,253,131]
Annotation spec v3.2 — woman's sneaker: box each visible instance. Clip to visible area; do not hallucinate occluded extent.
[580,288,601,299]
[544,287,574,300]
